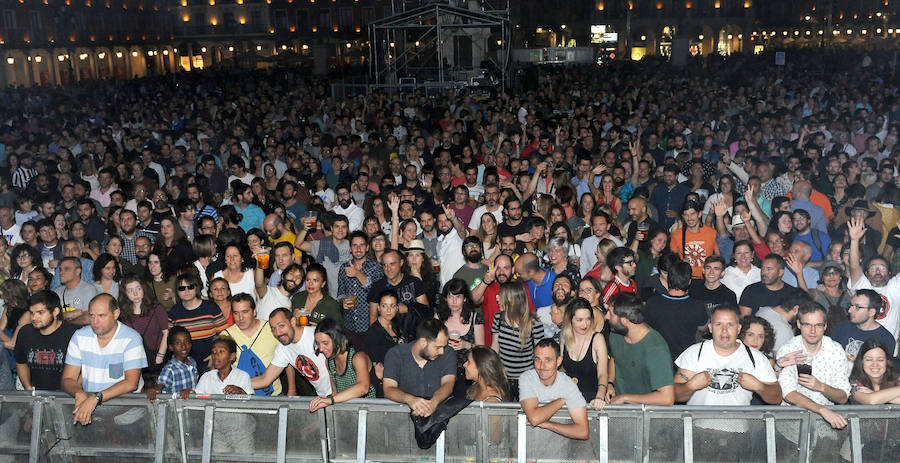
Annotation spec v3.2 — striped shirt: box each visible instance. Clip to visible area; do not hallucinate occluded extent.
[168,300,229,341]
[492,311,544,379]
[12,166,37,190]
[64,322,148,393]
[602,276,637,304]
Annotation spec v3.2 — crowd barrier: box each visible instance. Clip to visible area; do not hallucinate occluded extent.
[0,391,897,462]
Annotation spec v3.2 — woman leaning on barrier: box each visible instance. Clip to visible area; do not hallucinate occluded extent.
[849,338,900,404]
[309,319,376,412]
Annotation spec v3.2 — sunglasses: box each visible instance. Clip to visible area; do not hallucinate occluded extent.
[177,284,196,291]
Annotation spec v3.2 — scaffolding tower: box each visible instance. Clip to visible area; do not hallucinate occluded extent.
[369,0,510,91]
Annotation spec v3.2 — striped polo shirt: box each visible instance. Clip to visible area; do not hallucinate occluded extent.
[65,322,148,393]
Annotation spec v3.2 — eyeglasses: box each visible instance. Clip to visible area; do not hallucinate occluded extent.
[622,260,635,265]
[798,321,826,331]
[848,304,875,312]
[177,285,196,291]
[16,255,30,260]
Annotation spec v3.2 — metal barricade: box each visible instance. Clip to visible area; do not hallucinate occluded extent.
[1,392,898,462]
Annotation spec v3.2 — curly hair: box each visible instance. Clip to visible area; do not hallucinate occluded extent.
[739,315,775,357]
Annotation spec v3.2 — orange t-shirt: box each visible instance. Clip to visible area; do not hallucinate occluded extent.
[670,226,719,278]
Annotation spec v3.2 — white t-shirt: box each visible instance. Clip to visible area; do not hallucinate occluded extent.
[271,326,332,396]
[851,275,900,349]
[213,269,257,303]
[257,287,291,321]
[468,205,504,231]
[195,367,254,395]
[438,229,465,289]
[227,173,256,187]
[2,223,22,246]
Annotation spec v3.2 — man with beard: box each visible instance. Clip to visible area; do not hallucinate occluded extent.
[497,197,531,244]
[295,214,352,298]
[670,200,719,279]
[263,214,300,259]
[739,254,804,318]
[383,319,456,418]
[540,275,576,341]
[76,198,107,245]
[133,235,153,278]
[118,209,153,266]
[417,209,440,261]
[225,294,286,396]
[14,291,78,391]
[436,204,467,287]
[467,183,503,235]
[605,293,675,406]
[251,307,332,397]
[257,263,304,321]
[366,250,430,341]
[649,164,690,231]
[338,232,384,349]
[623,197,659,247]
[848,217,900,350]
[473,254,536,346]
[232,182,265,232]
[452,237,487,289]
[332,183,364,232]
[602,247,637,304]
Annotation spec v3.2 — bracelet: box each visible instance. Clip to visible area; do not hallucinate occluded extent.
[328,394,335,405]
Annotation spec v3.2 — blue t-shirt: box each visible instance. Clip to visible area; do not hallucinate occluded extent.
[526,269,557,309]
[236,203,266,232]
[793,230,830,263]
[831,322,896,359]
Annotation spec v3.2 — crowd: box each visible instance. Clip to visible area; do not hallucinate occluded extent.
[1,48,900,456]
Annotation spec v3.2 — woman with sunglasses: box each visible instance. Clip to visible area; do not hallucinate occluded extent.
[168,272,229,372]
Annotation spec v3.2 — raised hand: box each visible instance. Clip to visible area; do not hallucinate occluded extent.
[442,203,457,222]
[848,216,866,242]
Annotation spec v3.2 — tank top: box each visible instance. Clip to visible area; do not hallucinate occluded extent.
[328,348,376,398]
[562,332,600,401]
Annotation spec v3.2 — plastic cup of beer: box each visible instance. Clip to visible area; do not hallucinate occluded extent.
[306,211,318,228]
[449,331,461,345]
[637,222,650,241]
[298,311,310,326]
[256,249,270,269]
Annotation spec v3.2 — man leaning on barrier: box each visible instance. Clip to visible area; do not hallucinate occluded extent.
[382,318,456,418]
[518,338,589,440]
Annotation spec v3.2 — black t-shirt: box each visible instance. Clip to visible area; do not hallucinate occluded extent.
[498,219,529,242]
[689,280,738,315]
[368,274,429,342]
[13,322,78,391]
[643,294,709,364]
[738,282,803,315]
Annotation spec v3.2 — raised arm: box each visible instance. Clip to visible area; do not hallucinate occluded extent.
[388,194,401,250]
[847,217,866,287]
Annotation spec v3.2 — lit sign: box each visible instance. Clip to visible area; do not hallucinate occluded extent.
[591,25,618,44]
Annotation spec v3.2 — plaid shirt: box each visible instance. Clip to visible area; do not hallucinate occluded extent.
[337,259,384,333]
[118,230,154,265]
[760,179,787,201]
[157,356,199,393]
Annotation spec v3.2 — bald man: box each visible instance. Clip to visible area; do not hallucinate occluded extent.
[789,181,827,233]
[624,197,659,246]
[515,253,555,310]
[262,214,300,257]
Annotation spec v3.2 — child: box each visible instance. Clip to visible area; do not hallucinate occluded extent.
[14,195,38,226]
[147,326,198,401]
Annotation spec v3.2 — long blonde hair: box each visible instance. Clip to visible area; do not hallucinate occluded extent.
[560,297,595,349]
[498,281,536,348]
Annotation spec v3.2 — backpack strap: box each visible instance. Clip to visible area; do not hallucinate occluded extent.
[810,229,824,258]
[743,343,756,369]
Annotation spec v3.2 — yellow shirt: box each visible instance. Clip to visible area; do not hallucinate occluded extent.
[225,321,283,396]
[270,231,302,258]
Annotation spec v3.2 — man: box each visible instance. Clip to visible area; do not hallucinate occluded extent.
[225,294,284,396]
[251,307,331,397]
[580,212,624,277]
[257,263,304,321]
[281,180,307,229]
[61,294,147,425]
[649,164,690,231]
[383,319,456,418]
[448,185,474,228]
[791,209,830,266]
[783,240,820,291]
[644,260,710,364]
[186,182,218,223]
[847,216,900,346]
[0,207,22,245]
[602,247,637,303]
[739,255,803,317]
[670,201,719,279]
[232,182,265,232]
[76,199,106,245]
[605,293,675,406]
[436,204,467,287]
[515,253,556,311]
[332,183,365,232]
[54,257,98,325]
[452,237,487,289]
[689,256,737,314]
[262,214,301,260]
[366,249,429,337]
[337,232,384,348]
[51,240,95,289]
[623,197,659,246]
[417,209,440,260]
[36,219,63,269]
[295,213,352,298]
[89,168,117,209]
[467,183,503,234]
[519,339,589,440]
[117,209,151,266]
[473,254,537,346]
[14,291,78,391]
[227,157,255,186]
[496,197,530,244]
[257,241,297,290]
[831,289,896,360]
[777,303,851,431]
[540,275,575,341]
[757,297,806,354]
[790,181,828,233]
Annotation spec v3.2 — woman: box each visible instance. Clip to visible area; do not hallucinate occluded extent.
[475,213,500,263]
[549,222,581,261]
[308,319,376,412]
[291,263,342,326]
[849,338,900,404]
[148,251,177,310]
[119,275,169,370]
[568,193,595,240]
[364,289,403,396]
[491,282,544,399]
[577,277,608,333]
[404,241,438,306]
[0,279,30,351]
[545,237,581,285]
[218,205,243,231]
[547,204,567,228]
[437,279,485,376]
[560,298,609,409]
[556,185,577,221]
[192,235,217,299]
[768,212,794,244]
[69,221,100,260]
[464,346,508,402]
[168,272,228,371]
[262,163,280,196]
[104,235,128,272]
[632,228,669,290]
[739,315,776,362]
[584,238,618,284]
[19,221,38,249]
[369,232,388,264]
[0,238,9,282]
[213,244,258,302]
[245,228,269,257]
[154,216,196,271]
[365,196,393,238]
[704,175,735,225]
[10,244,40,286]
[51,212,69,241]
[722,240,761,302]
[363,216,381,238]
[92,253,121,298]
[208,277,234,326]
[829,173,851,219]
[810,262,851,334]
[251,177,274,214]
[591,174,622,216]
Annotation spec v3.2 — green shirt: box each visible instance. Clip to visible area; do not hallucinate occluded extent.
[634,248,659,290]
[608,328,673,396]
[291,291,343,326]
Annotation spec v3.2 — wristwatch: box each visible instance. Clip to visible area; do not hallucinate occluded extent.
[93,391,103,406]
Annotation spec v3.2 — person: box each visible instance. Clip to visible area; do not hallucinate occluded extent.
[847,216,900,348]
[145,326,198,401]
[118,275,169,370]
[147,251,176,310]
[602,247,637,303]
[810,261,852,330]
[605,293,675,406]
[291,262,343,326]
[92,253,121,299]
[13,291,78,391]
[464,346,508,402]
[207,276,234,326]
[777,302,851,430]
[54,256,98,325]
[740,315,777,362]
[632,229,669,290]
[225,293,285,396]
[518,339,590,440]
[515,253,556,311]
[436,278,484,379]
[366,249,429,341]
[295,213,352,298]
[61,294,147,425]
[308,319,376,412]
[491,282,545,399]
[545,237,580,286]
[849,338,900,404]
[783,240,819,293]
[739,254,803,317]
[560,297,609,408]
[383,319,456,418]
[473,254,537,347]
[644,260,710,364]
[364,289,403,395]
[723,239,761,303]
[251,307,332,397]
[757,296,807,354]
[337,231,384,348]
[649,164,690,231]
[168,272,228,371]
[257,262,303,321]
[830,289,896,361]
[332,184,366,232]
[452,236,488,289]
[689,255,737,312]
[669,200,719,279]
[154,216,195,270]
[213,243,258,302]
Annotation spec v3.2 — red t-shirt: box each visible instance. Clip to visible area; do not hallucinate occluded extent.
[602,277,637,304]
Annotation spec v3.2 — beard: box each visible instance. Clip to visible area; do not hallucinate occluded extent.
[270,229,283,240]
[609,320,628,335]
[553,293,573,306]
[338,199,352,209]
[466,252,482,264]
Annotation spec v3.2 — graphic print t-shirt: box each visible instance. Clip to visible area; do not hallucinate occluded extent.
[14,323,78,391]
[271,326,332,396]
